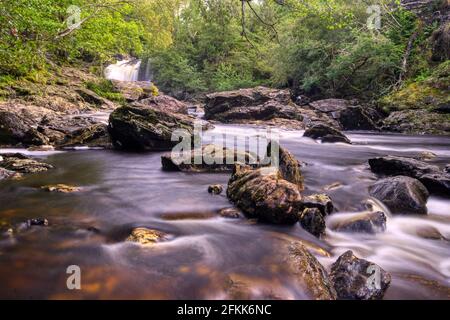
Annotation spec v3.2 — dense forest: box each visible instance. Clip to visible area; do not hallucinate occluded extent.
[1,0,448,106]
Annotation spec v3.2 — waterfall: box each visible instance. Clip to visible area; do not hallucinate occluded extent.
[104,59,142,82]
[104,58,153,82]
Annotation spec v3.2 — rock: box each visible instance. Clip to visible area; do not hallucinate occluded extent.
[76,88,115,109]
[218,207,241,219]
[0,110,48,146]
[134,95,189,114]
[302,194,334,216]
[60,123,112,149]
[309,99,379,131]
[0,154,53,173]
[304,123,351,144]
[126,227,168,246]
[445,165,450,173]
[369,156,450,196]
[332,211,387,234]
[112,80,157,101]
[416,225,448,241]
[415,151,437,161]
[204,87,303,123]
[26,218,49,227]
[369,176,429,215]
[298,208,326,237]
[41,184,82,193]
[283,241,337,300]
[434,103,450,114]
[108,104,195,151]
[266,141,304,190]
[382,110,450,135]
[0,167,22,180]
[161,144,259,173]
[208,184,223,195]
[330,250,391,300]
[227,165,303,224]
[27,145,55,151]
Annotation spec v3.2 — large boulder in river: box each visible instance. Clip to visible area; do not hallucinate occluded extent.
[60,123,112,149]
[227,165,303,224]
[298,208,326,237]
[369,156,450,196]
[309,99,379,131]
[303,123,351,144]
[133,95,189,114]
[266,141,304,190]
[0,110,48,146]
[108,104,195,151]
[161,144,259,172]
[204,87,303,123]
[369,176,429,215]
[330,250,391,300]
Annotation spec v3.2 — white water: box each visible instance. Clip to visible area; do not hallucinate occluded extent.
[104,59,141,82]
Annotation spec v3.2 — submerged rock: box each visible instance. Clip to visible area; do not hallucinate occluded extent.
[298,208,326,237]
[369,176,429,215]
[0,167,22,180]
[302,194,334,216]
[126,227,168,246]
[304,123,351,144]
[218,207,241,219]
[108,104,195,151]
[0,154,53,173]
[208,184,223,195]
[41,184,82,193]
[332,211,387,234]
[330,250,391,300]
[369,156,450,196]
[227,165,303,224]
[161,145,259,173]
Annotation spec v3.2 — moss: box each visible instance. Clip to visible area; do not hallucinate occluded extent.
[85,79,125,103]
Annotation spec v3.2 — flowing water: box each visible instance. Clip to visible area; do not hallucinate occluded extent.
[0,125,449,299]
[104,59,153,82]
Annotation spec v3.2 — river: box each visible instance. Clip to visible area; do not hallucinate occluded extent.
[0,125,449,299]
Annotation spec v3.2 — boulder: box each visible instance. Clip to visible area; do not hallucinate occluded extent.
[60,123,112,149]
[309,99,379,131]
[0,154,53,173]
[369,176,429,215]
[382,110,450,135]
[227,165,303,224]
[332,211,387,234]
[41,184,82,193]
[204,87,303,123]
[0,110,48,146]
[303,123,351,144]
[369,156,450,196]
[218,207,241,219]
[76,88,115,109]
[302,194,334,216]
[298,208,326,237]
[126,227,169,246]
[108,104,195,151]
[134,95,189,114]
[161,145,259,173]
[330,250,391,300]
[208,184,223,195]
[266,141,304,189]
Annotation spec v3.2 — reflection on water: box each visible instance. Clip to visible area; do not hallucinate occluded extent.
[0,125,449,299]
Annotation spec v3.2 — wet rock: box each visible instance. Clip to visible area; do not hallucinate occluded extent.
[41,184,82,193]
[382,110,450,135]
[0,167,22,180]
[416,225,448,241]
[218,207,241,219]
[284,241,337,300]
[161,144,259,173]
[27,145,55,151]
[108,104,195,151]
[303,194,334,216]
[0,154,53,173]
[60,123,112,149]
[369,176,429,215]
[309,99,379,131]
[126,227,168,246]
[135,95,189,114]
[160,212,216,221]
[76,88,115,109]
[332,211,387,234]
[415,151,437,161]
[0,110,48,146]
[26,218,49,227]
[266,141,304,190]
[369,156,450,196]
[330,250,391,300]
[208,184,223,195]
[227,165,303,224]
[304,123,351,144]
[204,87,303,123]
[298,208,326,237]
